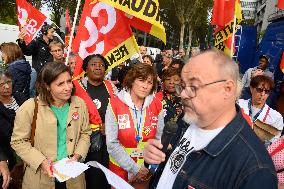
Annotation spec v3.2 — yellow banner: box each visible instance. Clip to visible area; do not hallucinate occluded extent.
[105,35,139,73]
[99,0,166,43]
[214,0,243,46]
[214,18,242,46]
[214,41,231,56]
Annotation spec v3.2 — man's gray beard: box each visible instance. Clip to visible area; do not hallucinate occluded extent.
[182,113,198,125]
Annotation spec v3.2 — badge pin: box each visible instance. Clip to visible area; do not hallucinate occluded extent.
[136,136,141,142]
[72,112,79,120]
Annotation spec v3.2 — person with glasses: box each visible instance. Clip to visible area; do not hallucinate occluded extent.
[238,75,283,143]
[0,70,26,186]
[143,50,277,189]
[49,41,65,63]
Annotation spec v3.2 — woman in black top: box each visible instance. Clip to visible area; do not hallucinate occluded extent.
[0,70,26,170]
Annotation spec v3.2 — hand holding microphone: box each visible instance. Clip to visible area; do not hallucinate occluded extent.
[143,121,178,165]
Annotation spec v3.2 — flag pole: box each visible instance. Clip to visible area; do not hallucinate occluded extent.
[230,14,237,58]
[65,0,82,65]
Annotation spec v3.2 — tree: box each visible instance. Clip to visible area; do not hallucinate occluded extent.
[44,0,85,27]
[0,0,42,25]
[160,0,213,52]
[0,0,17,25]
[43,0,66,26]
[28,0,42,9]
[186,0,213,54]
[159,3,181,49]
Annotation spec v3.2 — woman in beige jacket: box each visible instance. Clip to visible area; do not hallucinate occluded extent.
[11,62,91,189]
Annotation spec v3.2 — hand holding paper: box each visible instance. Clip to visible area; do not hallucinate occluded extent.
[52,158,89,182]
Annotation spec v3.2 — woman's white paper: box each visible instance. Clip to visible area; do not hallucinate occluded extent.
[87,161,134,189]
[53,158,89,182]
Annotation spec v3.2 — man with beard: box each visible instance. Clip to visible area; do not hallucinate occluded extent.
[143,50,277,189]
[73,54,117,189]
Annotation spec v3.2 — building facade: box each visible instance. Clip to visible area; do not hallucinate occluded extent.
[255,0,284,32]
[241,0,259,20]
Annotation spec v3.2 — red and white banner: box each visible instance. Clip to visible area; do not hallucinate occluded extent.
[72,0,139,78]
[16,0,47,44]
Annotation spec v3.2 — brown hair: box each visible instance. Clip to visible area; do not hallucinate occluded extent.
[36,62,74,104]
[250,75,274,90]
[123,63,157,94]
[0,42,23,64]
[162,68,181,82]
[169,59,184,70]
[142,55,154,64]
[49,41,64,50]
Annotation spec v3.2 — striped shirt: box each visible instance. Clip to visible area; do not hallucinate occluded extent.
[3,97,19,111]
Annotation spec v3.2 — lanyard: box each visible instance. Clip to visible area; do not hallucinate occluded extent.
[133,105,143,142]
[248,99,265,123]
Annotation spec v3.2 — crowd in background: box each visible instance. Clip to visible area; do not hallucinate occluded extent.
[0,23,284,189]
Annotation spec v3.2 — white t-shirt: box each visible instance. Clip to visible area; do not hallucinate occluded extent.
[156,124,224,189]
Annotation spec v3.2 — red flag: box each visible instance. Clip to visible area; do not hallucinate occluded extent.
[212,0,235,26]
[65,8,71,35]
[72,0,139,78]
[213,0,243,56]
[279,52,284,73]
[16,0,47,44]
[65,8,72,49]
[278,0,284,10]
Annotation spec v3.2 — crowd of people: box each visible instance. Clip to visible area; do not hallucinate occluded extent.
[0,22,284,189]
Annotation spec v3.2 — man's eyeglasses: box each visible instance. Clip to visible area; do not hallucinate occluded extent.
[175,80,227,98]
[255,87,271,94]
[0,80,12,88]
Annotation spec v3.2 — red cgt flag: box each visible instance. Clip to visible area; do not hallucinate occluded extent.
[212,0,235,27]
[72,0,139,78]
[16,0,47,44]
[278,0,284,10]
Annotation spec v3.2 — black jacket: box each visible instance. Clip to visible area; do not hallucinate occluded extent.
[0,93,26,169]
[7,59,31,100]
[17,36,53,73]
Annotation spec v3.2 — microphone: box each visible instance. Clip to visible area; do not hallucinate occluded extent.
[145,121,178,173]
[161,121,179,153]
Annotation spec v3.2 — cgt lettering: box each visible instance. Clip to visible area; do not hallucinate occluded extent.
[107,45,130,65]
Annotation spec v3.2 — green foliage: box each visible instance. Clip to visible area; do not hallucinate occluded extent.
[0,0,42,25]
[44,0,85,27]
[0,0,17,25]
[160,0,213,49]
